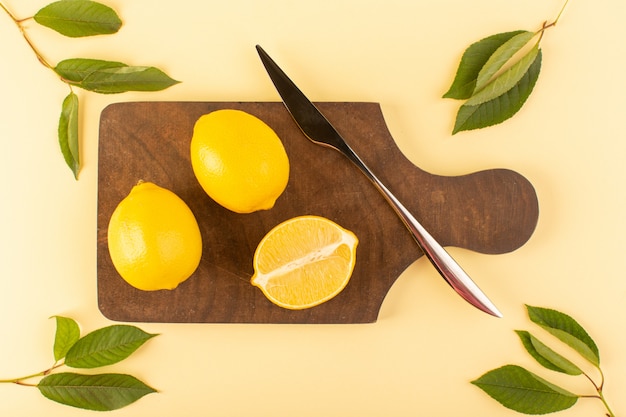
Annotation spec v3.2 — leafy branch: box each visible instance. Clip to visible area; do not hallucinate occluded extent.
[1,316,158,411]
[472,305,616,416]
[1,0,180,179]
[443,0,569,134]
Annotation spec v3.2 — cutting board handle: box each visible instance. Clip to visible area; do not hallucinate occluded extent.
[323,102,539,256]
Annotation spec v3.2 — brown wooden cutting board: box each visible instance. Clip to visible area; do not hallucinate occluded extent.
[97,102,539,323]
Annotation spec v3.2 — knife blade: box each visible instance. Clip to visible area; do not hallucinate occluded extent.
[256,45,502,318]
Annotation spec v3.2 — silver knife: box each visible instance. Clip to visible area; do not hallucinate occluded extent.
[256,45,502,318]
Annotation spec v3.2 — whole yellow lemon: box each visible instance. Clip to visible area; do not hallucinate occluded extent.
[107,181,202,291]
[190,109,290,213]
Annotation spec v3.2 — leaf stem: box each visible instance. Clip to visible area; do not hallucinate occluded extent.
[597,366,606,390]
[0,1,16,20]
[0,362,65,385]
[534,0,570,45]
[579,367,616,417]
[551,0,570,27]
[0,2,55,71]
[540,0,570,32]
[598,390,616,417]
[0,371,45,384]
[595,368,616,417]
[581,369,600,390]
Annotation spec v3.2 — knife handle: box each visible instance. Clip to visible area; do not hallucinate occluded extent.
[343,146,503,318]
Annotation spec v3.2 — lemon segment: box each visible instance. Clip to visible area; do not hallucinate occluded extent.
[190,109,290,214]
[251,216,358,310]
[107,182,202,291]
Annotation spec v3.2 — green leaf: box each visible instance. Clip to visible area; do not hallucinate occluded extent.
[81,66,180,93]
[80,66,179,94]
[526,305,600,366]
[55,58,126,83]
[38,372,156,411]
[65,325,157,369]
[474,31,536,94]
[452,48,541,134]
[516,331,583,375]
[55,59,180,94]
[34,0,122,38]
[52,316,80,362]
[443,30,526,100]
[58,92,80,179]
[466,44,540,106]
[472,365,578,414]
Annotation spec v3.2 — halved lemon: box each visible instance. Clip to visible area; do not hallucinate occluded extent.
[251,215,358,310]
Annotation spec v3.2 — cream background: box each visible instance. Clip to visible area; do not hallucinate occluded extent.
[1,0,625,416]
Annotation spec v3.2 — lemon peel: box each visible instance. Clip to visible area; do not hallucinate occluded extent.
[107,181,202,291]
[190,109,290,214]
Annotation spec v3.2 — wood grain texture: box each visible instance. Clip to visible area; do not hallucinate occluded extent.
[97,102,539,323]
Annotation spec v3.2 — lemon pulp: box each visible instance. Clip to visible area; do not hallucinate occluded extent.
[251,215,358,309]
